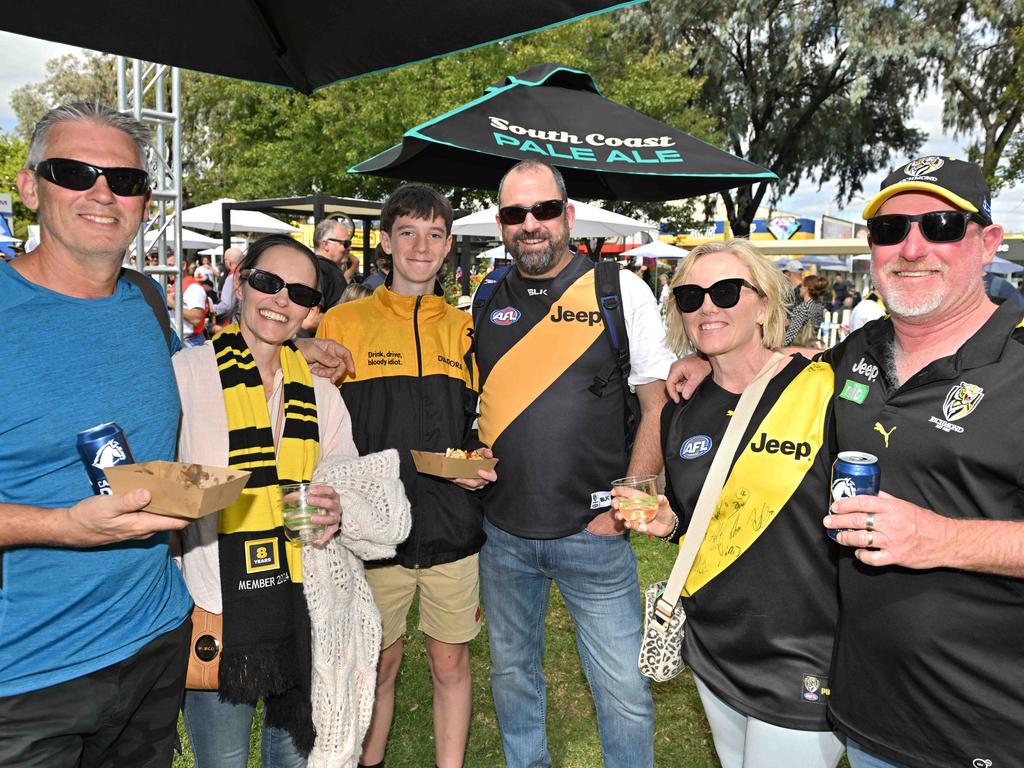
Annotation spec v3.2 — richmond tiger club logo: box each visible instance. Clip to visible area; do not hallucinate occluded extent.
[904,156,944,178]
[943,382,984,422]
[930,381,984,434]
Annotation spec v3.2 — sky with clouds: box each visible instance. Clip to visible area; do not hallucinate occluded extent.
[3,30,1024,231]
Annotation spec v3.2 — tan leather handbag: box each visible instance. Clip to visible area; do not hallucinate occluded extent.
[185,605,222,690]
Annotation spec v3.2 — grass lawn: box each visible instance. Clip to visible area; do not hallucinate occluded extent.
[174,535,847,767]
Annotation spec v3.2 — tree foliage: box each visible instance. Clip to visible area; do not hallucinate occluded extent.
[0,132,32,238]
[619,0,930,235]
[10,52,117,139]
[917,0,1024,191]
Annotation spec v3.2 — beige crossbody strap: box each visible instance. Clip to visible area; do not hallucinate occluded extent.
[653,351,784,627]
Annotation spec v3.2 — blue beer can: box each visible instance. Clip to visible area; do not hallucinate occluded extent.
[828,451,880,541]
[76,422,135,496]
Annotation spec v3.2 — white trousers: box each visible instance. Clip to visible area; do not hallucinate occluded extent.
[694,674,845,768]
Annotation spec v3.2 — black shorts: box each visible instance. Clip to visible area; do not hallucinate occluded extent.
[0,618,191,768]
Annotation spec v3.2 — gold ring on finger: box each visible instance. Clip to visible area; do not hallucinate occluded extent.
[866,530,874,548]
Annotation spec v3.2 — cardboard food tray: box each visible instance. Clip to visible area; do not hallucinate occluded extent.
[411,450,498,479]
[105,461,251,520]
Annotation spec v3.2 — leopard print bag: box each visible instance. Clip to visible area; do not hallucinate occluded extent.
[638,582,687,682]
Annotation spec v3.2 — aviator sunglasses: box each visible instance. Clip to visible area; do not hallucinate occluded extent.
[241,268,322,308]
[34,158,150,197]
[866,211,989,246]
[498,198,566,226]
[673,278,763,314]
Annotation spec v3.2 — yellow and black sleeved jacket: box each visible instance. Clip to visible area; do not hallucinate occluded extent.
[317,286,484,568]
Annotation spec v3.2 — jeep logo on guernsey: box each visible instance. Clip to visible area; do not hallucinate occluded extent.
[851,357,879,382]
[680,435,712,460]
[550,305,603,326]
[749,432,812,460]
[490,306,521,326]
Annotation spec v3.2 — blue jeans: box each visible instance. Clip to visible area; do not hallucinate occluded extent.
[183,690,306,768]
[479,518,654,768]
[846,740,911,768]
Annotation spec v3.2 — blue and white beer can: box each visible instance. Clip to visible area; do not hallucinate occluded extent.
[828,451,880,541]
[76,422,135,496]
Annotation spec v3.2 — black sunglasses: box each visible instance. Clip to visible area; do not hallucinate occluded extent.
[498,199,566,226]
[325,237,352,248]
[241,268,322,308]
[673,278,762,314]
[35,158,150,197]
[866,211,989,246]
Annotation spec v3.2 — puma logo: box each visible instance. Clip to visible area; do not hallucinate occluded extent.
[873,422,896,448]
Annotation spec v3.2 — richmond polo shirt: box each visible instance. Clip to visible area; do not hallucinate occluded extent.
[819,301,1024,768]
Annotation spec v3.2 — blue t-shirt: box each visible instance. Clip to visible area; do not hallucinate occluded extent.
[0,261,192,696]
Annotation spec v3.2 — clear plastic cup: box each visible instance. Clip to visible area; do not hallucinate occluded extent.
[611,475,659,524]
[280,482,325,545]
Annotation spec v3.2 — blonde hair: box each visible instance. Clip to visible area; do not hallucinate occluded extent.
[665,239,791,356]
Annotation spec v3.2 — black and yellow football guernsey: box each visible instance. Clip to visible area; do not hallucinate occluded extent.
[818,300,1024,768]
[474,253,628,539]
[663,355,838,731]
[317,285,483,568]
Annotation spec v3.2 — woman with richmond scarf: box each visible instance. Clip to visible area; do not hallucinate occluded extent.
[172,234,400,768]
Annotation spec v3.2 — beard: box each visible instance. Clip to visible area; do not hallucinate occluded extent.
[873,260,948,318]
[504,225,570,276]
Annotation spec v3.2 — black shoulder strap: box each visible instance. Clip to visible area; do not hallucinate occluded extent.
[121,267,173,352]
[590,260,631,396]
[471,264,515,331]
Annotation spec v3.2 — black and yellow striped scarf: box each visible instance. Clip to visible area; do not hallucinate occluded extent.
[213,322,320,754]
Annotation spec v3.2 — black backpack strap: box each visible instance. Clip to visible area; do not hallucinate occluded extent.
[590,260,631,396]
[471,265,514,335]
[121,267,173,352]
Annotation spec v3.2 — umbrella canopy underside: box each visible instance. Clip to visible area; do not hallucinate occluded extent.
[0,2,640,93]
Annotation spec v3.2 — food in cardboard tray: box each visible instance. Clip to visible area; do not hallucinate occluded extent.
[445,448,482,460]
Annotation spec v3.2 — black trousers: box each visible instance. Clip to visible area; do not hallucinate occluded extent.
[0,617,191,768]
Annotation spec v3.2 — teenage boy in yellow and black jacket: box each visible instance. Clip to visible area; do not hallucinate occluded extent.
[317,184,495,768]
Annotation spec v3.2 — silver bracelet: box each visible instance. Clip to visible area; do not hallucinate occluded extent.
[657,509,680,541]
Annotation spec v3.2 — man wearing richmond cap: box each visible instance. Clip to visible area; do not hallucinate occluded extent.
[667,155,1024,767]
[818,157,1024,768]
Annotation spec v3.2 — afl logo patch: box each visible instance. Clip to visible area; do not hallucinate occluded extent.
[680,435,712,460]
[490,306,521,326]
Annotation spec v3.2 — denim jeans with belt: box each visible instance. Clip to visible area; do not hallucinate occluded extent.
[479,518,654,768]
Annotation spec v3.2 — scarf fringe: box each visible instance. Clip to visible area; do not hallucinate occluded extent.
[218,642,298,702]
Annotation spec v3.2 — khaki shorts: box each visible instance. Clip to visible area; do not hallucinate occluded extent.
[366,553,482,648]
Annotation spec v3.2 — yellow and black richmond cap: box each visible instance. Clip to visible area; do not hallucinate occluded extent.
[862,156,992,224]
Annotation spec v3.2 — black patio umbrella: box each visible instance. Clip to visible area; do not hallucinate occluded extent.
[351,63,777,201]
[0,2,637,94]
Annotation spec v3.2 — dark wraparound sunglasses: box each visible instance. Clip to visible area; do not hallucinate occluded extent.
[325,237,352,248]
[866,211,989,246]
[498,198,566,226]
[35,158,150,197]
[241,268,322,308]
[673,278,763,313]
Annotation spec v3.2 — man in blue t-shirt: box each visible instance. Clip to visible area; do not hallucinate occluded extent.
[0,103,353,768]
[0,103,196,768]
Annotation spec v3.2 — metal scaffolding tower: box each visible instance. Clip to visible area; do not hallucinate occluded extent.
[117,58,184,337]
